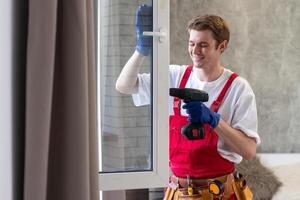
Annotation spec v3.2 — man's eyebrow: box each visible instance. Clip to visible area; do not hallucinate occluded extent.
[189,41,208,44]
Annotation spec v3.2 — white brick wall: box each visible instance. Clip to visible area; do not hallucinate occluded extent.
[0,1,13,199]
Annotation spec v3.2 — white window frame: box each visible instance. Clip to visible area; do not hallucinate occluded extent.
[97,0,170,191]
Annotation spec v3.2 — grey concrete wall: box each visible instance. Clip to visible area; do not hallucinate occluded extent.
[170,0,300,153]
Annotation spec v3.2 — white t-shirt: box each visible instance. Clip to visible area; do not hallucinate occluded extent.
[132,65,261,164]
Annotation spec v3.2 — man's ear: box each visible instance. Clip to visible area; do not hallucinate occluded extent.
[219,40,228,53]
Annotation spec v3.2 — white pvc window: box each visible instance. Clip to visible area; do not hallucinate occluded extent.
[97,0,170,191]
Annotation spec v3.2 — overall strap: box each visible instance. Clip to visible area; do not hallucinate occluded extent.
[173,65,193,115]
[211,73,238,112]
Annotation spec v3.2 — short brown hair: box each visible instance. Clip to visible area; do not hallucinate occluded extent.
[187,15,230,47]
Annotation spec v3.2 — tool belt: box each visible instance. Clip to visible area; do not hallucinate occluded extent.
[163,172,253,200]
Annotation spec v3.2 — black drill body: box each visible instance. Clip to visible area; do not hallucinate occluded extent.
[169,88,209,140]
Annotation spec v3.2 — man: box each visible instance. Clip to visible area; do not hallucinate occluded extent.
[116,5,260,200]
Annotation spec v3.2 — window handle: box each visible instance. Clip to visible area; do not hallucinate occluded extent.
[143,28,167,43]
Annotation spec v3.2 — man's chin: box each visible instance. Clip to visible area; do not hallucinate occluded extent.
[192,62,203,68]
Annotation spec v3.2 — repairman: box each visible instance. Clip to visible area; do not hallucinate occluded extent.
[115,5,261,200]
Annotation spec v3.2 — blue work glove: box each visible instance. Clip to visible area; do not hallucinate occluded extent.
[135,4,153,56]
[182,101,221,129]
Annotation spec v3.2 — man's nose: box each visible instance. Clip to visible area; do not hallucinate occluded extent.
[193,45,201,54]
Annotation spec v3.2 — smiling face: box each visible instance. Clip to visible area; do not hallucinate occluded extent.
[188,29,227,70]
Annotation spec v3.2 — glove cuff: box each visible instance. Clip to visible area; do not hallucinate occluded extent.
[210,112,221,129]
[136,45,150,56]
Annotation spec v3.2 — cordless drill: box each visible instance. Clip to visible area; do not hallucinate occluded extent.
[169,88,209,140]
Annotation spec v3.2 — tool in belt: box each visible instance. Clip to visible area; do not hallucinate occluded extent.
[163,172,253,200]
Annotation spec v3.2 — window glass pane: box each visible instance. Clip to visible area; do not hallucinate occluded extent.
[98,0,153,173]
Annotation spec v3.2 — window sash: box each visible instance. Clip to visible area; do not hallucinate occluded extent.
[97,0,170,191]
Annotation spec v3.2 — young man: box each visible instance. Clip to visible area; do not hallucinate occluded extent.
[116,5,260,200]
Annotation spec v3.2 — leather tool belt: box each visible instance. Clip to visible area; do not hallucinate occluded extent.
[163,172,253,200]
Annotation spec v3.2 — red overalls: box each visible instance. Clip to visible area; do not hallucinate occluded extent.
[169,65,238,179]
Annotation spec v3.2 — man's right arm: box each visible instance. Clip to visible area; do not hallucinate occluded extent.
[115,50,145,94]
[115,4,152,94]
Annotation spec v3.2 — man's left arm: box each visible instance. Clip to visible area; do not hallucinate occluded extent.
[215,119,257,160]
[183,100,258,160]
